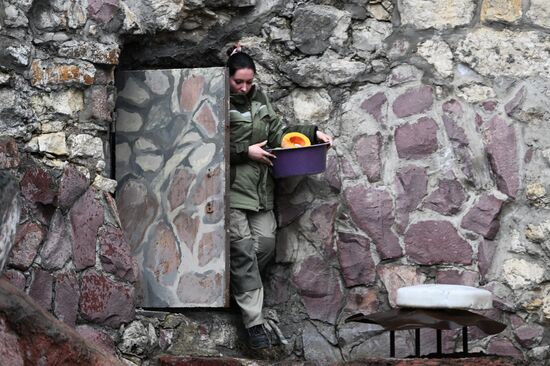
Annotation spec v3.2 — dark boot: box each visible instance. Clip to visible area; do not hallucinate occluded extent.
[247,324,270,349]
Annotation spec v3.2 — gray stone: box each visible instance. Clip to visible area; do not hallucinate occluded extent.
[399,0,475,30]
[37,132,68,156]
[68,134,104,159]
[302,322,342,363]
[360,91,387,124]
[291,5,349,55]
[487,337,524,359]
[344,185,402,260]
[281,54,367,87]
[311,203,339,259]
[352,19,392,59]
[456,28,550,79]
[392,85,434,118]
[0,137,19,169]
[456,83,496,103]
[354,133,382,182]
[417,38,454,77]
[119,321,150,355]
[435,269,479,286]
[526,0,550,29]
[337,232,375,287]
[292,255,343,324]
[461,194,504,239]
[388,64,423,86]
[0,173,20,274]
[40,210,72,270]
[58,40,120,65]
[424,178,466,215]
[478,240,496,279]
[405,220,473,265]
[395,117,439,159]
[291,88,332,123]
[484,116,520,198]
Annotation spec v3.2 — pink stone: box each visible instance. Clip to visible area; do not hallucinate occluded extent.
[0,137,19,169]
[337,232,375,287]
[80,269,135,327]
[76,325,116,355]
[487,337,524,359]
[405,220,473,265]
[442,99,464,116]
[116,179,158,251]
[395,165,428,231]
[395,117,439,159]
[435,269,479,286]
[173,211,200,251]
[57,165,89,210]
[478,239,497,279]
[70,188,104,270]
[0,317,24,366]
[377,264,425,307]
[180,76,205,112]
[144,223,181,287]
[443,115,469,147]
[194,102,217,136]
[197,230,224,267]
[392,85,433,118]
[354,132,382,182]
[168,168,195,211]
[292,255,343,324]
[514,324,544,348]
[20,167,57,205]
[99,225,136,282]
[54,271,79,327]
[28,269,53,311]
[311,202,338,259]
[9,222,45,270]
[86,86,112,122]
[40,210,72,270]
[343,287,379,315]
[505,86,526,116]
[461,194,504,239]
[324,154,342,192]
[344,185,402,260]
[484,116,520,198]
[482,100,498,112]
[424,178,466,215]
[360,91,387,124]
[176,271,222,304]
[2,269,26,291]
[88,0,120,23]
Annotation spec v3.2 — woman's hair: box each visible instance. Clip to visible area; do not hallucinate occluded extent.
[226,44,256,76]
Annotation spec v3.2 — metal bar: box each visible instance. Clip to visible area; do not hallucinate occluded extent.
[390,330,395,357]
[415,328,420,357]
[462,327,468,354]
[436,329,442,355]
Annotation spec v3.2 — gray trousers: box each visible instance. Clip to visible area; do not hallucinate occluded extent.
[229,209,276,328]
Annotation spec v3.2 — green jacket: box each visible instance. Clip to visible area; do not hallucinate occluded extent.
[229,85,317,211]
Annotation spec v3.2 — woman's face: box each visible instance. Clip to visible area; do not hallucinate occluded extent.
[229,68,254,94]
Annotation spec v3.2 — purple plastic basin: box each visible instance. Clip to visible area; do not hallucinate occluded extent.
[269,142,329,178]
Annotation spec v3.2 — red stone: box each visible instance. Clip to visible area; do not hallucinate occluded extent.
[28,269,53,311]
[58,165,89,210]
[461,194,504,240]
[487,337,524,359]
[443,115,469,147]
[360,91,387,124]
[392,85,433,118]
[88,0,120,23]
[173,211,200,252]
[311,202,339,258]
[9,222,45,270]
[0,136,19,169]
[292,255,343,324]
[513,324,544,348]
[198,230,224,266]
[54,271,80,327]
[176,271,223,305]
[343,287,379,315]
[405,220,473,265]
[395,116,439,159]
[478,239,497,279]
[395,165,428,231]
[344,185,402,260]
[337,232,375,287]
[195,101,217,136]
[85,86,112,122]
[145,223,181,286]
[31,60,95,86]
[98,225,137,282]
[324,153,342,192]
[0,317,24,366]
[505,86,526,116]
[80,269,135,327]
[168,168,195,211]
[436,269,479,286]
[20,166,57,205]
[442,99,464,116]
[76,324,116,355]
[70,188,104,270]
[355,132,382,182]
[2,269,26,290]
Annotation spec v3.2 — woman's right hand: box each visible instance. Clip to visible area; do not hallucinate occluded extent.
[248,140,276,166]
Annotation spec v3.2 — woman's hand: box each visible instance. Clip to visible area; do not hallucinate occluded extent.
[248,140,276,166]
[316,130,333,147]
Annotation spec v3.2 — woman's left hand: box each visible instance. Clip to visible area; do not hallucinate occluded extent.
[316,130,333,147]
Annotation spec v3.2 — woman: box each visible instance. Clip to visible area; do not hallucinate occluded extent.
[227,43,332,349]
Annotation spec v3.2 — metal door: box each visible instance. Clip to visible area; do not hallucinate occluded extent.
[115,68,229,307]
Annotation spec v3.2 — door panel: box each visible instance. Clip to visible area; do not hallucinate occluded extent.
[115,68,229,307]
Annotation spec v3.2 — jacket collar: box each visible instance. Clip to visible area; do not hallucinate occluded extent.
[230,85,257,105]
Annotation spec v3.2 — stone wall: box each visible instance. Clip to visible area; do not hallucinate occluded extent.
[0,0,549,364]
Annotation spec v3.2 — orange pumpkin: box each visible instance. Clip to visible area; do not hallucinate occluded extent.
[281,132,311,148]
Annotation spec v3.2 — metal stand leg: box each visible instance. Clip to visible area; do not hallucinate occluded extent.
[415,328,420,357]
[390,330,395,357]
[436,329,442,355]
[462,327,468,355]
